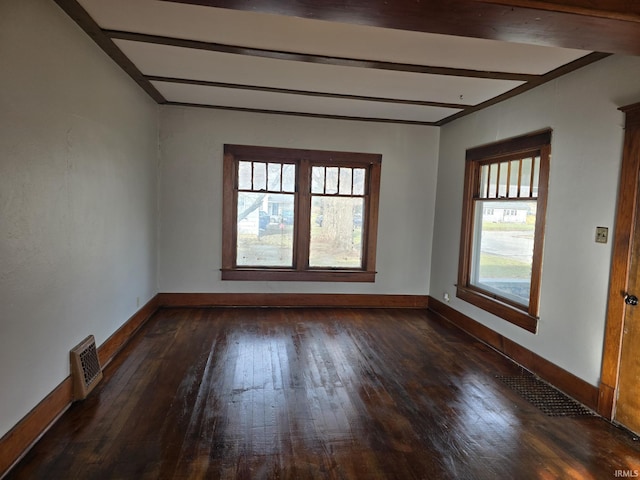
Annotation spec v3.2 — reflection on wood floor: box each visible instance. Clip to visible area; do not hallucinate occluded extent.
[7,307,640,479]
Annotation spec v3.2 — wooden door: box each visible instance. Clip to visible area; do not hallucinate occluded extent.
[616,107,640,433]
[600,102,640,433]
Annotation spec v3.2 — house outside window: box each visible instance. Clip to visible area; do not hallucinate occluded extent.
[222,144,381,282]
[457,130,551,333]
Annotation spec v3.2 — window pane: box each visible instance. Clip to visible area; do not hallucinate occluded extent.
[497,161,509,198]
[282,164,295,192]
[470,200,536,306]
[509,160,520,197]
[325,167,339,194]
[238,161,252,190]
[520,157,532,197]
[236,192,294,267]
[353,168,365,195]
[309,196,363,268]
[479,164,489,198]
[353,168,366,195]
[339,167,352,195]
[532,156,540,197]
[253,162,266,190]
[488,163,498,198]
[268,163,282,191]
[311,166,325,194]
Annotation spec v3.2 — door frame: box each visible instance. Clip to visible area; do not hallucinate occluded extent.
[599,102,640,418]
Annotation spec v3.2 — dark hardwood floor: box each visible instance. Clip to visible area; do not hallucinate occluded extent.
[6,307,640,479]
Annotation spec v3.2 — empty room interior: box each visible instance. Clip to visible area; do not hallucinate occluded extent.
[3,0,640,478]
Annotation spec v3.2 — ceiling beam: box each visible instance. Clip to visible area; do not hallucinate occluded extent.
[147,76,470,109]
[53,0,166,103]
[165,102,439,126]
[162,0,640,55]
[105,30,535,82]
[436,51,610,125]
[475,1,640,22]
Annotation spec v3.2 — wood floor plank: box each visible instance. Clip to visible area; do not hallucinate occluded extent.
[5,307,640,479]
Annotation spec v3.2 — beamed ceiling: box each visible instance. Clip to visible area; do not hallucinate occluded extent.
[54,0,640,126]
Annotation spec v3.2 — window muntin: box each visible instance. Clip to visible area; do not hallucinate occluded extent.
[478,155,540,200]
[457,130,551,333]
[222,145,381,282]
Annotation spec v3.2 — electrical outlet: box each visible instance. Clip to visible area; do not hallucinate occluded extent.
[595,226,608,244]
[443,292,450,302]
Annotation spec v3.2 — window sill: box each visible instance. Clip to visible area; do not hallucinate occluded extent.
[456,285,538,333]
[221,268,376,282]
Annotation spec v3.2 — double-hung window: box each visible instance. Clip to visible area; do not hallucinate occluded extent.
[222,144,381,282]
[457,130,551,333]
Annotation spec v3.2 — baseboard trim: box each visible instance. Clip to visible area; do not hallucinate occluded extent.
[97,296,160,368]
[598,382,616,418]
[428,297,599,411]
[0,295,160,479]
[0,377,73,480]
[157,292,430,309]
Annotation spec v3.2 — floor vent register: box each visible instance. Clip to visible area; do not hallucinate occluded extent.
[497,374,595,417]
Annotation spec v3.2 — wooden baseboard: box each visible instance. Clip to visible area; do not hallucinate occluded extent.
[0,377,73,480]
[97,296,160,368]
[428,297,600,411]
[157,293,430,309]
[0,295,160,479]
[598,382,616,418]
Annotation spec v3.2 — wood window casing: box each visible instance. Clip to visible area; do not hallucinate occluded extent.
[222,144,381,282]
[457,130,551,333]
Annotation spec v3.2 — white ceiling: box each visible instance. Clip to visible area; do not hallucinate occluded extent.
[72,0,598,125]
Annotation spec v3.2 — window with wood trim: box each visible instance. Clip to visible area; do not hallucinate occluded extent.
[222,144,381,282]
[457,130,551,333]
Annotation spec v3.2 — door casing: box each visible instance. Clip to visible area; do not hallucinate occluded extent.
[599,102,640,420]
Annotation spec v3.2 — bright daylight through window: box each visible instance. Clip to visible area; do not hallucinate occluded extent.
[222,145,381,282]
[457,130,551,333]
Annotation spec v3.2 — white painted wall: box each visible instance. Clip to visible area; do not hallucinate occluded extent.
[158,107,439,295]
[0,0,158,438]
[431,54,640,387]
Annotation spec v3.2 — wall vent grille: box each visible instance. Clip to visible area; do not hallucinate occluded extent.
[70,335,103,400]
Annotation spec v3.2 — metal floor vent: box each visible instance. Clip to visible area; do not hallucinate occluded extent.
[497,374,595,417]
[70,335,103,400]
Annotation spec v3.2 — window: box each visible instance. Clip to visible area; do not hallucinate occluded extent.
[457,130,551,333]
[222,144,381,282]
